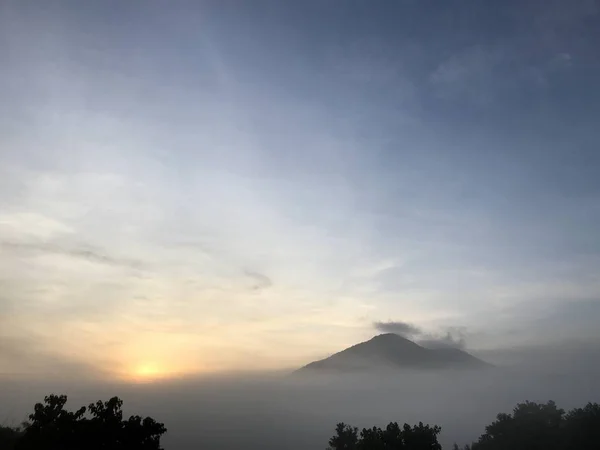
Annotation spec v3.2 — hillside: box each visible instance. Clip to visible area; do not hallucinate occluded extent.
[296,333,490,373]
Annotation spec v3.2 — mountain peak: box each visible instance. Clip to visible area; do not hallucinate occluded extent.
[295,334,490,374]
[371,332,404,339]
[369,333,414,342]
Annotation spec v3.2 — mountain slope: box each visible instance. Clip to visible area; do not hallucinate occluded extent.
[295,333,490,374]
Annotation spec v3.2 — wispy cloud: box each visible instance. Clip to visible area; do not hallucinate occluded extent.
[429,45,504,104]
[373,321,468,350]
[417,328,468,350]
[244,270,273,292]
[1,241,144,269]
[373,320,421,337]
[0,0,599,380]
[0,334,112,380]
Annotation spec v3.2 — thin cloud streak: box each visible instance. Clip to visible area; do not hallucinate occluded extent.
[1,241,145,269]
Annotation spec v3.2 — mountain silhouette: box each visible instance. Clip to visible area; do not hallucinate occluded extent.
[295,333,490,374]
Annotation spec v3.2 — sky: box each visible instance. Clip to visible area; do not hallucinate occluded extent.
[1,0,600,383]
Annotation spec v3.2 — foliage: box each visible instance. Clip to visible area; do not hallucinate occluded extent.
[12,394,166,450]
[328,400,600,450]
[327,420,441,450]
[470,400,600,450]
[0,424,25,450]
[5,395,600,450]
[327,422,359,449]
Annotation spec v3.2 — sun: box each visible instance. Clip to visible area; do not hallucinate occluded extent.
[130,362,168,382]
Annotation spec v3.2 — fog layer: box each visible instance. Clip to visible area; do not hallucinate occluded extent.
[2,341,599,449]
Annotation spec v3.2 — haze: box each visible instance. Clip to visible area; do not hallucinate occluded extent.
[1,1,599,449]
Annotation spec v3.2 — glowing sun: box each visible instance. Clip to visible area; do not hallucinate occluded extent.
[130,363,168,382]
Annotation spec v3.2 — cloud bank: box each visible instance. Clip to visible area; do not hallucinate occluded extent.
[373,320,421,337]
[373,321,467,350]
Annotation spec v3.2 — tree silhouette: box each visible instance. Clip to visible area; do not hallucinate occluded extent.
[327,420,441,450]
[328,401,600,450]
[470,400,600,450]
[561,402,600,450]
[402,422,442,450]
[14,394,166,450]
[0,424,24,450]
[358,426,385,450]
[472,400,564,450]
[380,422,403,449]
[327,422,359,449]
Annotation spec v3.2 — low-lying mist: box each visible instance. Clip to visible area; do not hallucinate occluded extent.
[2,342,599,449]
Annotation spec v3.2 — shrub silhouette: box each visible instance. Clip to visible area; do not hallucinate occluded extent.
[13,394,166,450]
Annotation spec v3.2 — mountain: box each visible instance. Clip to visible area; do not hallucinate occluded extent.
[295,333,490,374]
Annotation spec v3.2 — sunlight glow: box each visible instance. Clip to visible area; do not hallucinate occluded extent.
[129,363,171,383]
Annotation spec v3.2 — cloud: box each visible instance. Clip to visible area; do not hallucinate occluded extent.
[0,240,144,269]
[373,321,468,349]
[417,328,467,350]
[0,334,110,380]
[373,320,421,337]
[244,270,273,292]
[428,45,505,105]
[427,5,596,107]
[2,0,600,380]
